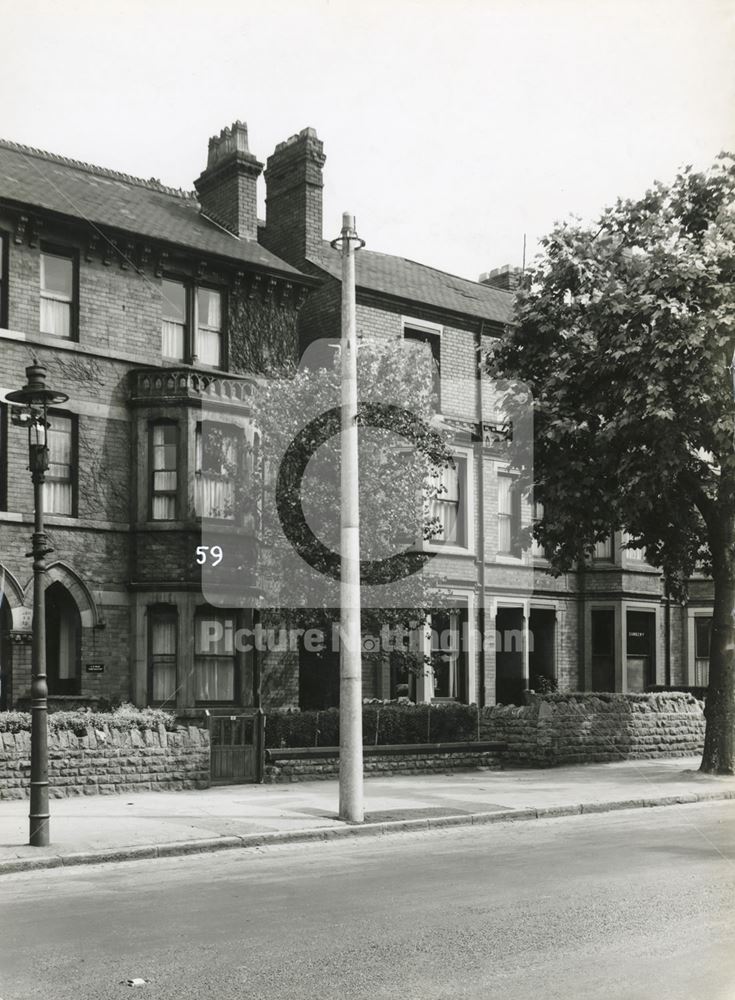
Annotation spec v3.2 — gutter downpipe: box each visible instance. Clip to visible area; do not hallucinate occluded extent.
[476,321,488,709]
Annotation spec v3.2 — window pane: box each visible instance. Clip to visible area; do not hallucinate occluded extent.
[150,612,177,703]
[695,618,711,659]
[162,320,185,360]
[151,423,177,520]
[152,495,175,520]
[40,297,71,337]
[43,415,73,514]
[195,657,234,701]
[594,536,613,559]
[197,326,222,367]
[198,288,221,328]
[41,253,73,297]
[161,279,186,322]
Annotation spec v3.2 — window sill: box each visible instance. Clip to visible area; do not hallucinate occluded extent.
[495,553,524,564]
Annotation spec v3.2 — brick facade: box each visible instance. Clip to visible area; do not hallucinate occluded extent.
[0,120,714,730]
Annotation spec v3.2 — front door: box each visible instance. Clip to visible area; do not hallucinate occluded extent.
[46,583,81,696]
[626,610,655,692]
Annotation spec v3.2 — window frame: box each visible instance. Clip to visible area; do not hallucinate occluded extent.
[424,446,474,556]
[147,604,179,707]
[194,420,242,521]
[193,608,239,705]
[39,243,78,341]
[149,419,180,522]
[161,275,226,369]
[44,409,78,517]
[497,470,522,558]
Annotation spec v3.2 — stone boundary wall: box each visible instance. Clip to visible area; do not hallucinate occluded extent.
[0,725,210,799]
[264,750,502,783]
[480,693,705,767]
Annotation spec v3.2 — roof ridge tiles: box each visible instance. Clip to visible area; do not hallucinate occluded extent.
[0,138,198,201]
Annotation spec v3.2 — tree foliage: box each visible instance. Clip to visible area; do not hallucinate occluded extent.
[252,337,455,669]
[489,153,735,772]
[490,154,735,598]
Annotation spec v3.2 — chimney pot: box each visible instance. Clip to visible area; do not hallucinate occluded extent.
[479,265,522,291]
[195,120,263,240]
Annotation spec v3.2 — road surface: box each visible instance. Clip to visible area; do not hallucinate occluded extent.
[1,801,734,1000]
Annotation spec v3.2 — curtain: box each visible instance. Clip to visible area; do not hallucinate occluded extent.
[622,531,646,562]
[162,320,185,360]
[197,327,221,367]
[195,424,235,518]
[593,537,613,559]
[498,475,513,552]
[43,416,73,515]
[40,297,71,338]
[195,612,235,702]
[152,424,177,520]
[197,289,222,367]
[430,463,460,543]
[194,657,234,702]
[150,614,177,703]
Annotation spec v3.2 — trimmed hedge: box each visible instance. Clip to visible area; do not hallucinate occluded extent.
[0,704,176,735]
[265,702,480,749]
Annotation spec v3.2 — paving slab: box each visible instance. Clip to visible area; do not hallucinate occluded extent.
[1,758,733,874]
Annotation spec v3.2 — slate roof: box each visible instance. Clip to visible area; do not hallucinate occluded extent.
[0,140,303,277]
[308,244,513,325]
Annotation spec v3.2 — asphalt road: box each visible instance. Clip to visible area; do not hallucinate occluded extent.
[1,801,734,1000]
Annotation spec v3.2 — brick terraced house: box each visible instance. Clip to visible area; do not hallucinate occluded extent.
[0,121,715,722]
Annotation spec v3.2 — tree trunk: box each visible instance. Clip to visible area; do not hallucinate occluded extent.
[700,568,735,774]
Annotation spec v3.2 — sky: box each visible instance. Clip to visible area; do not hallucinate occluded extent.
[1,0,733,281]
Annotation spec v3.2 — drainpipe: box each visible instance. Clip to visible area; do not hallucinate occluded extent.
[476,321,488,709]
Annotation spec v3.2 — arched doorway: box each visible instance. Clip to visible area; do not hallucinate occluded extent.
[46,582,81,696]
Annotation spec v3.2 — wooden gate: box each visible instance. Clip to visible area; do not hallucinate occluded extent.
[208,711,264,784]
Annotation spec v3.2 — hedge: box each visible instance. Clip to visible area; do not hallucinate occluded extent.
[0,704,176,735]
[265,702,480,749]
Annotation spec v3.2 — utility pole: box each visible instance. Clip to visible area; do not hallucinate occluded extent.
[331,213,366,823]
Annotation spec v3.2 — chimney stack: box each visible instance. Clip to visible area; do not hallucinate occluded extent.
[260,127,326,268]
[194,121,263,240]
[479,265,522,291]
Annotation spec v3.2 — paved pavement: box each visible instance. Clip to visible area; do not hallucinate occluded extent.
[1,758,734,874]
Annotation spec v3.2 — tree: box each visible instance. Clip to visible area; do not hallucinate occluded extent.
[252,336,455,693]
[488,153,735,773]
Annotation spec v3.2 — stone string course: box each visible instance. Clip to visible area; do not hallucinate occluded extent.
[0,725,209,800]
[480,693,705,766]
[264,750,503,783]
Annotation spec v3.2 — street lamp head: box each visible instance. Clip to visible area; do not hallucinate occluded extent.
[7,364,69,479]
[6,364,69,409]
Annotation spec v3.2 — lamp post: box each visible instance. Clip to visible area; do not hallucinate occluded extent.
[7,363,69,847]
[330,214,366,823]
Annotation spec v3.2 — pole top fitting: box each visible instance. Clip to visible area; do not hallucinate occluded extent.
[330,213,366,252]
[7,364,69,408]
